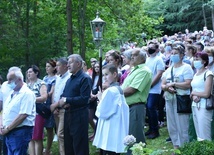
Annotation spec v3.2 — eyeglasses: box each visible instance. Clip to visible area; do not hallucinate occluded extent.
[91,61,97,63]
[172,44,185,53]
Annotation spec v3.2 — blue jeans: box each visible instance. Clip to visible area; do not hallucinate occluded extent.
[146,93,160,132]
[5,126,33,155]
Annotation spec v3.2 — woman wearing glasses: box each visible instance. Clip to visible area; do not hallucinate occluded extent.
[161,44,194,149]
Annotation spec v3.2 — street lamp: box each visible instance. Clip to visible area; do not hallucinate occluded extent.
[142,32,147,44]
[90,11,106,89]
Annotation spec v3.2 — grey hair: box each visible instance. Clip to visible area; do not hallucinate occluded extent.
[123,49,132,60]
[132,48,147,62]
[57,57,68,65]
[139,49,147,62]
[14,70,24,81]
[68,54,83,66]
[8,66,21,73]
[139,49,147,58]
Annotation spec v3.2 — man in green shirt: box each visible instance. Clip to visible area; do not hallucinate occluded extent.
[121,48,152,147]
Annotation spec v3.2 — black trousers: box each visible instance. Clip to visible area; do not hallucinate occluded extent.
[64,108,89,155]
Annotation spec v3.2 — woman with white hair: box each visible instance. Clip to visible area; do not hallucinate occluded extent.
[120,49,133,85]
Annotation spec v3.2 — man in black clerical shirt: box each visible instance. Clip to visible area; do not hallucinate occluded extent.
[58,54,92,155]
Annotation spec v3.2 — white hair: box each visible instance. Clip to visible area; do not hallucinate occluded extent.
[8,66,21,73]
[14,70,24,81]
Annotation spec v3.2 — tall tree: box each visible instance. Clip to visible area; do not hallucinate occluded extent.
[144,0,212,34]
[78,0,87,60]
[67,0,73,55]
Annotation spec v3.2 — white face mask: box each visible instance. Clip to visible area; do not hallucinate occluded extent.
[209,56,213,64]
[8,81,16,90]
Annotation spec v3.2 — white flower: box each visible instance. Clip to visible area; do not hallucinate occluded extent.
[123,135,136,146]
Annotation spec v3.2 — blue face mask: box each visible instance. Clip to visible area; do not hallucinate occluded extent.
[193,60,204,69]
[8,81,16,90]
[170,54,180,63]
[165,46,172,52]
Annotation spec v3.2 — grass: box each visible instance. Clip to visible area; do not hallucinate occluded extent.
[44,124,174,155]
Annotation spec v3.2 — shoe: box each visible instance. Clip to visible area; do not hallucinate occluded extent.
[89,136,94,142]
[166,137,172,143]
[147,132,160,139]
[145,130,151,136]
[158,121,165,127]
[43,149,52,155]
[88,133,95,142]
[88,133,94,139]
[53,134,58,142]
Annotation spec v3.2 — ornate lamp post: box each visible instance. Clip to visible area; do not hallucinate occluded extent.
[142,32,147,44]
[90,11,106,89]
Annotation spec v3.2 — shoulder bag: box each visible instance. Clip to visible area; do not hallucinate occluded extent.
[204,71,214,110]
[36,103,51,119]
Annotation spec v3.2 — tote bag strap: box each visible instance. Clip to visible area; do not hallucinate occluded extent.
[204,70,213,95]
[171,67,174,82]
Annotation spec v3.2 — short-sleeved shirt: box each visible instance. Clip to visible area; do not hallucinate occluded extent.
[162,63,194,100]
[3,84,36,127]
[146,55,165,94]
[191,70,213,108]
[121,64,152,105]
[0,81,13,104]
[53,71,71,103]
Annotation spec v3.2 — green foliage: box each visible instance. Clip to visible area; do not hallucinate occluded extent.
[179,140,214,155]
[144,0,214,34]
[0,0,163,78]
[130,142,153,155]
[128,142,180,155]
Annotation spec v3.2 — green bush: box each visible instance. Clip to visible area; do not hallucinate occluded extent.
[179,140,214,155]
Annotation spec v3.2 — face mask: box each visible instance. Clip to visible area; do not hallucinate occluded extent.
[209,56,213,64]
[148,48,156,55]
[193,60,204,69]
[8,81,16,90]
[165,46,172,52]
[170,54,180,63]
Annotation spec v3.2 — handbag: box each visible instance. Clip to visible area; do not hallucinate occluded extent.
[204,71,214,110]
[171,67,192,113]
[176,94,192,113]
[206,95,214,110]
[36,103,51,119]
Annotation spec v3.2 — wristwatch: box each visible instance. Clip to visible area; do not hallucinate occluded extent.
[63,97,66,103]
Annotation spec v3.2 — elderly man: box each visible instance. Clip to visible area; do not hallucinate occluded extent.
[121,48,152,149]
[0,67,23,155]
[58,54,92,155]
[50,57,71,155]
[0,68,36,154]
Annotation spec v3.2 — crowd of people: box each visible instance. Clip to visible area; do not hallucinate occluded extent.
[0,26,213,155]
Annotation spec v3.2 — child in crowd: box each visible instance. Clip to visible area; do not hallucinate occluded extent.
[93,64,129,155]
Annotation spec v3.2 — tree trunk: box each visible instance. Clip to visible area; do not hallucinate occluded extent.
[212,5,214,31]
[25,1,30,68]
[66,0,73,55]
[78,0,87,60]
[202,2,207,27]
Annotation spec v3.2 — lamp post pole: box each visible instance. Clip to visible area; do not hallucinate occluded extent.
[142,32,147,45]
[90,11,106,90]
